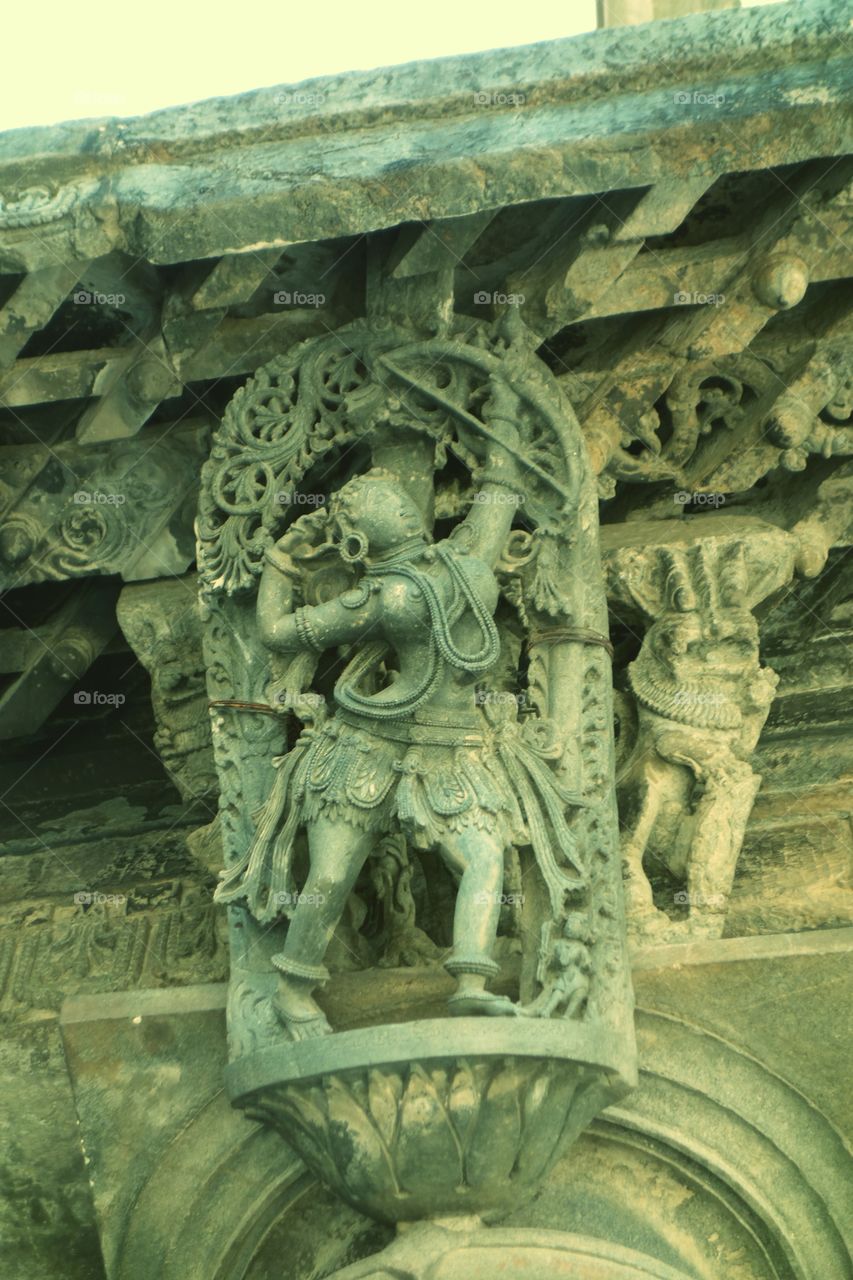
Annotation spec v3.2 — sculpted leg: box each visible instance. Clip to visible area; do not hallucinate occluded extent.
[272,815,374,1037]
[686,758,761,936]
[438,828,517,1017]
[619,778,661,923]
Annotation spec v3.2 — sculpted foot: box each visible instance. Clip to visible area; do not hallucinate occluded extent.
[278,1010,333,1040]
[447,989,519,1017]
[273,985,332,1040]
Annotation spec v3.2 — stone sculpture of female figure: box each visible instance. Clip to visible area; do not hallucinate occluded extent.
[216,385,583,1039]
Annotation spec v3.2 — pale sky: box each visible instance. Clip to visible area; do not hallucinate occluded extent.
[2,0,596,132]
[2,0,783,134]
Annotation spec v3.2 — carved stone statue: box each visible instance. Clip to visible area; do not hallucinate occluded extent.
[196,317,636,1230]
[215,394,585,1034]
[606,521,797,940]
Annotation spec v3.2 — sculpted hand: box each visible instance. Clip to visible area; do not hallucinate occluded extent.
[271,508,330,559]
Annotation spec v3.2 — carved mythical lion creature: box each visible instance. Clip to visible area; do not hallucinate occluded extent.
[615,542,778,940]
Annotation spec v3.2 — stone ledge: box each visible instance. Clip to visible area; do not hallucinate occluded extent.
[630,923,853,969]
[1,1,850,270]
[57,924,853,1027]
[57,935,853,1279]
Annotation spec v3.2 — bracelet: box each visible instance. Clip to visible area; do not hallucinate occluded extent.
[294,606,324,654]
[528,626,614,658]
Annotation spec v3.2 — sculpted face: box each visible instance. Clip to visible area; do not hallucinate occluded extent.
[649,611,757,683]
[328,470,427,558]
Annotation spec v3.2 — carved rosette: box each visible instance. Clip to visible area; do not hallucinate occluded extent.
[0,422,208,588]
[594,349,853,498]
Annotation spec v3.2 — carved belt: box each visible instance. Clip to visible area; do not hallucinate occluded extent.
[336,706,484,746]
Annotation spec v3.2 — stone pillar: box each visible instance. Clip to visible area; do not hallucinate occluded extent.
[597,0,740,26]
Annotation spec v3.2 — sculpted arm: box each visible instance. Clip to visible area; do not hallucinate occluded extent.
[455,380,524,566]
[258,548,381,653]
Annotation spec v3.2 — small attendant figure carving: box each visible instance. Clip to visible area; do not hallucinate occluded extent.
[523,914,594,1020]
[216,383,584,1039]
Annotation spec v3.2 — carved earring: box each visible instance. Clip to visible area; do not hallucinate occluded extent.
[339,531,369,564]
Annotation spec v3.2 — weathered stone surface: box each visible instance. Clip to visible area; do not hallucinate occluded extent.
[0,782,226,1280]
[605,516,796,940]
[329,1222,695,1279]
[58,930,853,1279]
[116,576,216,803]
[1,2,853,1274]
[0,421,209,590]
[631,927,853,1140]
[0,1018,104,1280]
[227,1021,634,1224]
[0,579,118,739]
[0,258,92,369]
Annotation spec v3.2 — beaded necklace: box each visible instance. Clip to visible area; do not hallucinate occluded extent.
[334,542,500,719]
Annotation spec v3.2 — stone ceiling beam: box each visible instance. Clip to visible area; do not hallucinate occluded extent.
[2,191,851,417]
[573,157,853,478]
[670,163,853,362]
[0,307,347,408]
[506,177,713,337]
[581,221,853,323]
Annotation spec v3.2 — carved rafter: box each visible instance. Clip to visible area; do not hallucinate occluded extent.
[502,177,713,339]
[0,579,118,739]
[366,211,498,333]
[0,156,849,510]
[0,307,345,409]
[0,258,92,370]
[593,202,853,324]
[567,159,853,484]
[190,247,285,310]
